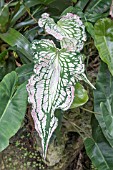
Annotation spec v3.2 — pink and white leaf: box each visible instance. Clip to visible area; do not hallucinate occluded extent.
[38,13,86,52]
[26,39,86,158]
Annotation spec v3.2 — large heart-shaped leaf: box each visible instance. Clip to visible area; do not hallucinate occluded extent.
[38,13,86,52]
[94,18,113,75]
[0,71,27,152]
[26,39,92,158]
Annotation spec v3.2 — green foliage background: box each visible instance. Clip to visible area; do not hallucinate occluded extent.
[0,0,113,169]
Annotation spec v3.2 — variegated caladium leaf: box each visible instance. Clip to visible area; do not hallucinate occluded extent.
[26,39,92,158]
[38,13,86,52]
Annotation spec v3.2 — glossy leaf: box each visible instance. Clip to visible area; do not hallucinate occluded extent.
[86,115,113,170]
[24,26,39,42]
[85,138,111,170]
[85,22,95,39]
[0,71,27,152]
[94,61,113,147]
[0,4,9,26]
[100,97,113,138]
[86,0,111,14]
[26,39,92,158]
[38,13,86,52]
[0,28,33,62]
[71,82,88,108]
[94,18,113,75]
[85,11,108,23]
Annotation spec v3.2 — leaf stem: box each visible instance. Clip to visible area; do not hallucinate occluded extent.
[80,107,99,114]
[23,3,38,24]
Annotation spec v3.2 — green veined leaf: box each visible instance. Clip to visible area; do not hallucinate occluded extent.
[71,82,88,108]
[26,39,91,158]
[94,18,113,75]
[94,61,113,147]
[0,28,33,62]
[85,11,109,23]
[84,138,111,170]
[85,0,111,14]
[87,115,113,170]
[100,97,113,138]
[0,71,27,152]
[38,13,86,52]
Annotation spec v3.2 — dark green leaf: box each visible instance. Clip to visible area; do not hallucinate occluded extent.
[61,6,75,16]
[0,50,8,61]
[100,98,113,138]
[75,0,89,10]
[0,28,33,62]
[49,0,72,13]
[88,115,113,169]
[0,57,16,81]
[24,26,39,41]
[54,109,63,142]
[85,11,109,23]
[71,83,88,108]
[84,138,111,170]
[85,22,95,39]
[0,4,9,26]
[0,71,27,152]
[94,61,113,147]
[86,0,111,14]
[16,63,34,84]
[94,18,113,75]
[10,0,55,26]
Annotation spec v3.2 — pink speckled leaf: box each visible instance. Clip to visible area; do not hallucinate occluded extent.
[26,39,86,158]
[38,13,86,52]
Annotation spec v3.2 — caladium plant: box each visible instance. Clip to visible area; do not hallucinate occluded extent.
[38,13,86,52]
[27,13,95,159]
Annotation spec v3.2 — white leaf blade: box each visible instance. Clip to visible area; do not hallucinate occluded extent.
[27,39,87,158]
[38,13,86,52]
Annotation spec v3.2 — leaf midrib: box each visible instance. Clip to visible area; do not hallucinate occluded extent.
[95,140,110,170]
[91,0,102,10]
[0,90,16,123]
